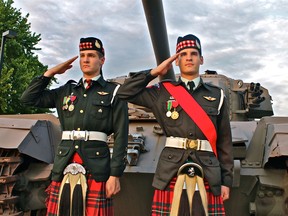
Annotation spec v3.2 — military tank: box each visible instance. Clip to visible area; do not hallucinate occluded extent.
[0,0,287,215]
[0,114,61,215]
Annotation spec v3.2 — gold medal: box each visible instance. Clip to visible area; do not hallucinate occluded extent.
[166,111,172,117]
[170,100,179,120]
[171,110,179,120]
[68,104,74,111]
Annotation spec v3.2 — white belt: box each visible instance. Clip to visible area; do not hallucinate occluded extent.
[62,130,107,142]
[165,137,212,152]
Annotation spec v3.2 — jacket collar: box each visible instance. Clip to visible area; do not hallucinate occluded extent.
[163,76,213,91]
[74,75,106,88]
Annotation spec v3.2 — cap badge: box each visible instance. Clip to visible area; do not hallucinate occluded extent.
[95,40,101,49]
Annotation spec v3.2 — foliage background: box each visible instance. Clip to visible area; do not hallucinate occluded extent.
[0,0,53,114]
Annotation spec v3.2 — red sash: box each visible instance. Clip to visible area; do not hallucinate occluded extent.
[163,82,217,157]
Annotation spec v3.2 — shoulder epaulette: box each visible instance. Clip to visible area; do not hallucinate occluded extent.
[147,83,160,89]
[160,79,175,84]
[66,79,77,84]
[106,80,120,86]
[204,82,221,89]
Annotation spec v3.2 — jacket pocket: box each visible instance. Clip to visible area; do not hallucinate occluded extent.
[91,100,111,120]
[52,145,71,173]
[154,148,185,183]
[85,146,110,158]
[193,151,221,192]
[201,105,218,125]
[83,146,110,176]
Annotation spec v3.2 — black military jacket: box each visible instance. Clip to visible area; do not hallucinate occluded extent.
[21,75,128,182]
[117,70,233,196]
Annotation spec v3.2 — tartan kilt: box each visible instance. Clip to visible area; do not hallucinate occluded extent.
[151,177,225,216]
[45,174,113,216]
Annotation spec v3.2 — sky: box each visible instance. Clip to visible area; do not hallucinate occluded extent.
[13,0,288,116]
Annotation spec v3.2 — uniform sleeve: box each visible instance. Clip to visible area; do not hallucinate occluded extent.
[110,94,129,177]
[117,70,159,109]
[20,75,58,108]
[216,96,234,187]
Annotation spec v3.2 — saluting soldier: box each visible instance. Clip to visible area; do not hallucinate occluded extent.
[21,37,128,215]
[117,34,233,215]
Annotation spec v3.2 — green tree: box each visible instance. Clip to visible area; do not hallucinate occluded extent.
[0,0,53,114]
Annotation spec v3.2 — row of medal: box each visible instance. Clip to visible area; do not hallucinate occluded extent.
[166,100,179,120]
[62,94,77,111]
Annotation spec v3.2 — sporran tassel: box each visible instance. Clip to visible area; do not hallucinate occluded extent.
[58,177,71,216]
[72,178,83,215]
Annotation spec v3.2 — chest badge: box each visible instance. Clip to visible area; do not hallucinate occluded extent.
[166,100,179,120]
[203,96,216,101]
[62,93,77,111]
[97,91,109,95]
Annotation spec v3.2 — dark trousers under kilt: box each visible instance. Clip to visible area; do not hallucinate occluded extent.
[151,177,226,216]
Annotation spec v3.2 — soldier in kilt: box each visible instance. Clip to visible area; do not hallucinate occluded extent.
[117,34,234,215]
[21,37,128,216]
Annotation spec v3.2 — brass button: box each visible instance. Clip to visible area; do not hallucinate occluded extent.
[84,94,87,97]
[75,145,79,149]
[77,128,81,131]
[96,152,100,155]
[101,101,104,104]
[59,151,62,154]
[98,109,102,113]
[80,110,84,113]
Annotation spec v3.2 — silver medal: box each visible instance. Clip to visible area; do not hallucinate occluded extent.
[166,111,172,117]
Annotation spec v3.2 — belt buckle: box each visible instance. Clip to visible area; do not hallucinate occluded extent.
[186,139,198,149]
[71,130,87,140]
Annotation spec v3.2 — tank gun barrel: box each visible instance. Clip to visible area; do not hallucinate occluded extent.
[251,89,263,97]
[252,96,265,104]
[250,82,263,97]
[249,82,260,91]
[254,82,260,91]
[142,0,175,81]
